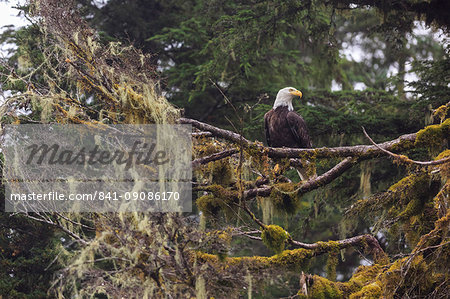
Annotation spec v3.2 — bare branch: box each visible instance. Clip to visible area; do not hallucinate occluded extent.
[23,213,88,245]
[242,234,263,241]
[192,149,238,168]
[192,131,213,138]
[55,212,96,231]
[232,229,261,236]
[234,197,267,229]
[179,117,252,146]
[248,232,380,250]
[362,127,450,166]
[297,157,356,194]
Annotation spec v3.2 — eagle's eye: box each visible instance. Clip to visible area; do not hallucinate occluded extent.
[289,88,294,92]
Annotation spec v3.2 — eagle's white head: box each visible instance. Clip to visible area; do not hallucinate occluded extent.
[273,87,303,111]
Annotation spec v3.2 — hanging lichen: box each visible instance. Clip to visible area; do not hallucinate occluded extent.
[359,161,372,198]
[195,274,207,299]
[270,183,301,214]
[326,249,339,282]
[258,196,275,224]
[211,158,234,185]
[246,271,253,299]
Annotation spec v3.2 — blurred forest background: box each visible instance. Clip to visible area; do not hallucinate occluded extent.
[0,0,449,298]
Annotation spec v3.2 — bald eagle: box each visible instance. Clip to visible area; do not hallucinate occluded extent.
[264,87,313,180]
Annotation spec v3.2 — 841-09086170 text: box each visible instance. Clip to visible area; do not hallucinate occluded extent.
[10,191,180,201]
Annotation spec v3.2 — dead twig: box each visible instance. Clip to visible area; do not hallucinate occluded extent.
[362,126,450,166]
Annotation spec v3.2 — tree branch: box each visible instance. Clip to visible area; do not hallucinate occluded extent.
[192,149,238,168]
[242,157,356,200]
[241,232,385,261]
[192,131,213,138]
[23,213,88,245]
[362,126,450,166]
[179,117,418,159]
[179,117,252,146]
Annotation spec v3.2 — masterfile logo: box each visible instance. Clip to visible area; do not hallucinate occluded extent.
[2,124,192,212]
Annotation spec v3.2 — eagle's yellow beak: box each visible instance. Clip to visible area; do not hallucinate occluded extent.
[290,90,303,98]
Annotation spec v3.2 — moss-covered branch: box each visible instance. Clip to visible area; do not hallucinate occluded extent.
[241,231,387,263]
[243,157,356,200]
[194,235,387,289]
[179,117,419,159]
[363,124,450,166]
[299,210,449,298]
[192,148,238,168]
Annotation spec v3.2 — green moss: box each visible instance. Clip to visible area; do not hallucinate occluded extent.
[349,282,382,299]
[245,143,270,176]
[385,172,438,247]
[211,159,234,185]
[388,172,429,194]
[245,143,264,157]
[196,194,222,216]
[270,183,301,214]
[202,184,238,200]
[202,229,233,261]
[380,255,433,298]
[302,264,384,298]
[295,208,448,298]
[395,198,421,219]
[303,246,448,298]
[350,264,383,287]
[415,118,450,153]
[273,158,291,175]
[261,224,289,254]
[270,249,312,270]
[195,247,313,272]
[351,167,440,251]
[306,276,344,299]
[387,172,429,215]
[432,104,448,123]
[435,149,450,160]
[435,149,450,178]
[315,240,341,252]
[432,183,449,218]
[196,185,239,218]
[297,149,318,161]
[389,138,415,153]
[305,158,317,179]
[194,142,235,185]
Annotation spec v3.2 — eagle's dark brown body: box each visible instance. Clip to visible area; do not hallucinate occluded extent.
[264,106,312,148]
